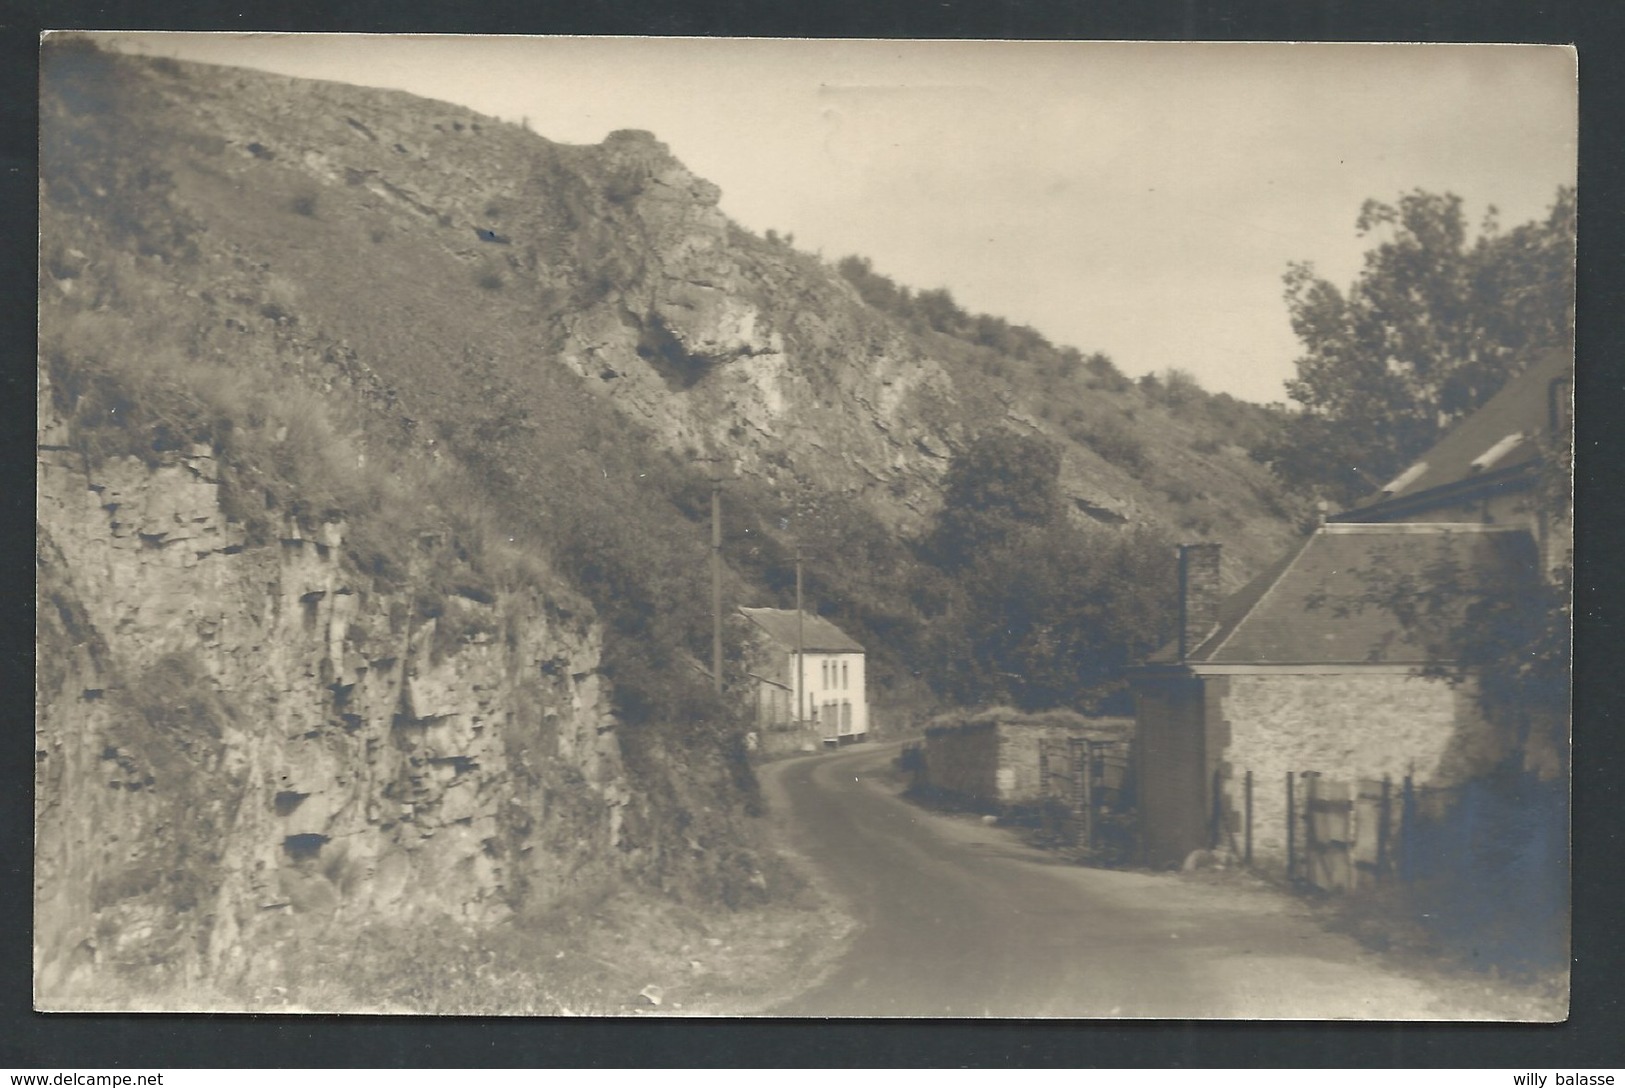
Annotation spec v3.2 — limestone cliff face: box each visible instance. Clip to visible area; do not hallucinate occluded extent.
[552,131,969,531]
[35,384,642,1001]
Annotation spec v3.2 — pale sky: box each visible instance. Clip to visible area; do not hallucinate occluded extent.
[103,34,1576,404]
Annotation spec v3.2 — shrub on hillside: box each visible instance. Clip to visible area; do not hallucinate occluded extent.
[1160,476,1202,505]
[1064,413,1147,475]
[1158,367,1205,408]
[1083,352,1133,393]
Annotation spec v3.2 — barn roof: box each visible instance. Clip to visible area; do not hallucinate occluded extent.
[1147,524,1540,667]
[1335,348,1571,520]
[739,607,865,653]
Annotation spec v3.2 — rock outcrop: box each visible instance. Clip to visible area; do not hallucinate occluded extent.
[549,130,970,531]
[34,381,660,1001]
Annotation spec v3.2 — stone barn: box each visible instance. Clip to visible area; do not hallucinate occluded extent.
[1131,530,1535,876]
[917,707,1133,815]
[1132,350,1569,880]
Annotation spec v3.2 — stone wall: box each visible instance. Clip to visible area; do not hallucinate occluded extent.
[995,725,1049,803]
[752,721,824,758]
[995,722,1130,804]
[923,712,1133,811]
[1211,671,1497,873]
[922,720,999,804]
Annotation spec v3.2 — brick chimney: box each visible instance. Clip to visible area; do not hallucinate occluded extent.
[1177,543,1223,662]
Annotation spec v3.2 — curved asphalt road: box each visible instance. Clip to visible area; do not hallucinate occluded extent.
[761,742,1477,1019]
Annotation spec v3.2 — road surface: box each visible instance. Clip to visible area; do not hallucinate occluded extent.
[759,742,1487,1019]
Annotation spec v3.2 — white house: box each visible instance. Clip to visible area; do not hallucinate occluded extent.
[738,607,868,749]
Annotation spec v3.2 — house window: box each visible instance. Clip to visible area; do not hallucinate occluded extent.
[841,662,848,689]
[841,701,852,731]
[821,661,829,688]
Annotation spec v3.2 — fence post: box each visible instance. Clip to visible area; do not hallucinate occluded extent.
[1377,774,1392,878]
[1210,765,1224,850]
[1286,771,1295,882]
[1400,773,1416,883]
[1079,739,1094,852]
[1303,771,1320,888]
[1244,769,1253,867]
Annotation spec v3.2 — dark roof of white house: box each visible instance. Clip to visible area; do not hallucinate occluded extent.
[739,607,865,653]
[1147,524,1540,667]
[1335,348,1571,520]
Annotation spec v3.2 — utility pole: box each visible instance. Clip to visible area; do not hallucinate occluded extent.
[695,454,729,696]
[795,544,805,724]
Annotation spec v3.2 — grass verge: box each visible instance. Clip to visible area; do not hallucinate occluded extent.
[66,885,853,1016]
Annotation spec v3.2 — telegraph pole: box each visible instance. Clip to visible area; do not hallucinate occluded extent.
[695,454,728,696]
[795,544,805,723]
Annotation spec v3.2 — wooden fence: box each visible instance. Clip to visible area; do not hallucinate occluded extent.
[1295,772,1398,891]
[1216,768,1426,892]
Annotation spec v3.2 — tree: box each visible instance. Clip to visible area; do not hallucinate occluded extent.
[918,523,1176,713]
[924,430,1062,569]
[914,431,1177,712]
[1256,187,1574,503]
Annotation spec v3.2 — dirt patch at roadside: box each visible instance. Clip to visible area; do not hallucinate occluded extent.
[509,885,856,1016]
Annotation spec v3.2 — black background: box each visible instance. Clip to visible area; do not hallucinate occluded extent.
[4,0,1621,1068]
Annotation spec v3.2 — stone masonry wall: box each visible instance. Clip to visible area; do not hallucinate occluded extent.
[995,725,1050,804]
[925,716,1134,810]
[995,724,1081,805]
[922,722,998,805]
[1213,671,1497,873]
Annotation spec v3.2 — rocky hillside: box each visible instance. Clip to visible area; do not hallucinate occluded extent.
[45,40,1299,540]
[36,39,1300,1007]
[36,358,785,1002]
